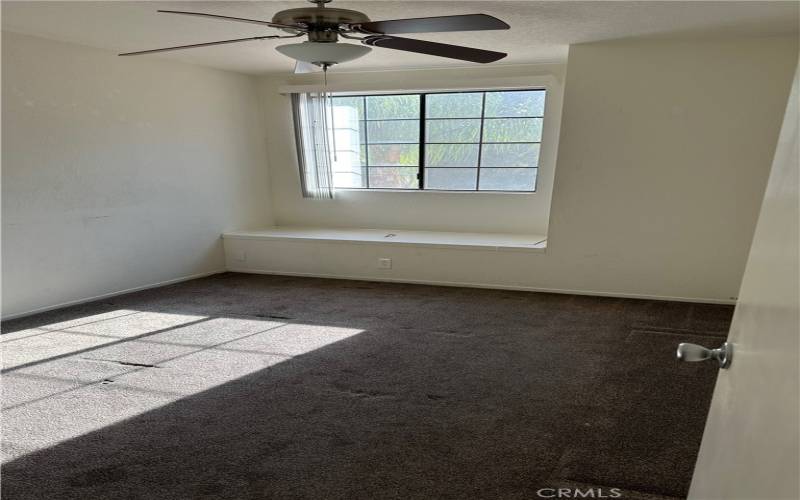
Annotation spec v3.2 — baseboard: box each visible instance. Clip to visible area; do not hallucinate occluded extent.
[227,267,737,305]
[3,266,734,322]
[1,269,227,321]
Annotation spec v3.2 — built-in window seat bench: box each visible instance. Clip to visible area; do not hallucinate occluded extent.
[223,227,547,252]
[221,226,547,289]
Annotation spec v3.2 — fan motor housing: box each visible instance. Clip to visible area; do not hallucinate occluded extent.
[272,7,370,32]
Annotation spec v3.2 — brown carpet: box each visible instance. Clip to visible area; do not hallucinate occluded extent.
[1,272,732,499]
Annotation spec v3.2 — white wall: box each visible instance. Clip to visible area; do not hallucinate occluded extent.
[260,64,566,235]
[228,35,797,303]
[2,32,274,318]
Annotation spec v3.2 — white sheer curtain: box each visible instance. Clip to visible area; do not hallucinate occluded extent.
[291,92,335,199]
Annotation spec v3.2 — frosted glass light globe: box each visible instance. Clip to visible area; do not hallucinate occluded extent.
[276,42,371,65]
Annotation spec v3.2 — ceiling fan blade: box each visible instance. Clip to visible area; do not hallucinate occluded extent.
[119,36,278,56]
[352,14,509,34]
[157,10,305,31]
[294,61,322,74]
[362,35,506,64]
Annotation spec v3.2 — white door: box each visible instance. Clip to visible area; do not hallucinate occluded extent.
[688,64,799,499]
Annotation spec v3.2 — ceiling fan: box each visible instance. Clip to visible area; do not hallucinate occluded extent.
[119,0,510,73]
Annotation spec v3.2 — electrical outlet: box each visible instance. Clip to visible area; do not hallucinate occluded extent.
[378,258,392,269]
[233,250,247,262]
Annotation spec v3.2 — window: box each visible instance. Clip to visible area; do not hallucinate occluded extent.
[329,89,546,192]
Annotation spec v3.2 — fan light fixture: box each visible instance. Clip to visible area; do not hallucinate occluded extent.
[275,41,371,66]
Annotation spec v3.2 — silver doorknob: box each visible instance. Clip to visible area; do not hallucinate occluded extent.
[676,342,733,369]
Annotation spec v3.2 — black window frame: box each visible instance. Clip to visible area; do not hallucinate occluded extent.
[329,88,546,193]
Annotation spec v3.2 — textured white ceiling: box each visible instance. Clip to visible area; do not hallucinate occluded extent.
[2,1,798,74]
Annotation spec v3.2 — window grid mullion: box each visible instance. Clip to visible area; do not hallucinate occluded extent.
[419,94,426,190]
[361,142,541,146]
[363,96,369,189]
[475,92,487,191]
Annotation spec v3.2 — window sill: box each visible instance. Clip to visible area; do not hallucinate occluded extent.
[334,188,537,195]
[223,227,547,253]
